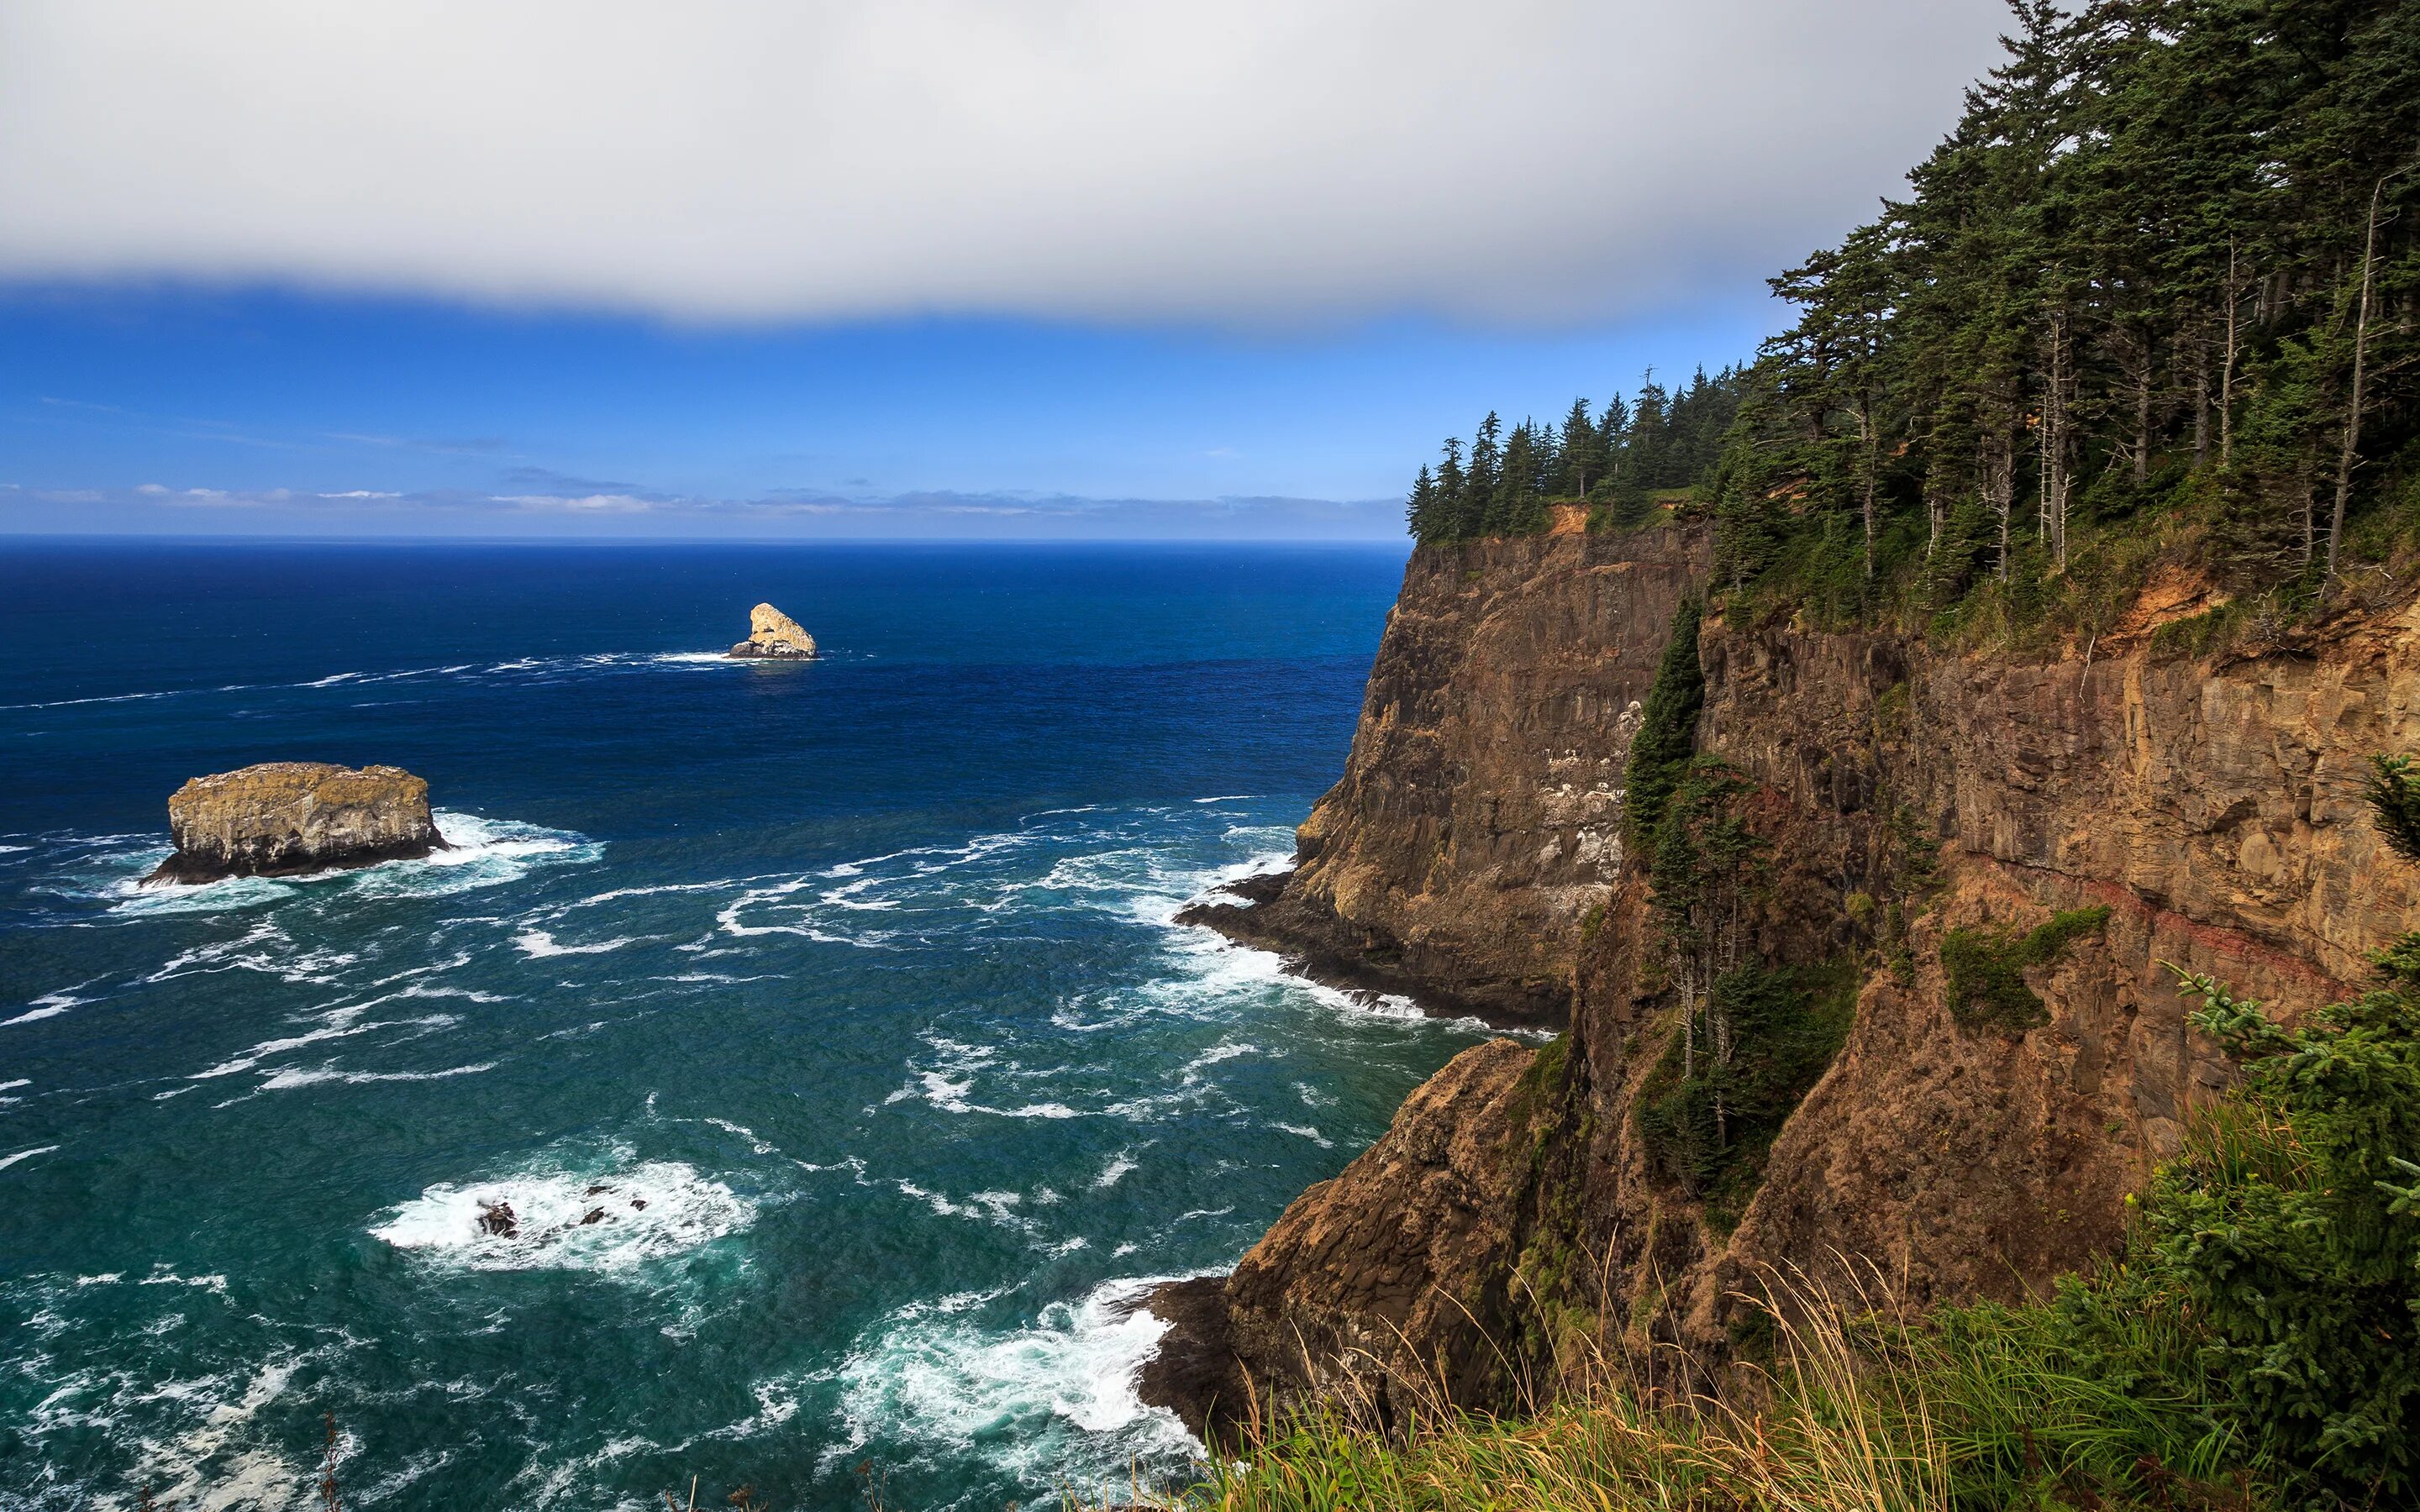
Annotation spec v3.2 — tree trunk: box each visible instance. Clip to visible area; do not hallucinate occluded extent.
[2192,327,2210,469]
[2220,239,2241,469]
[1983,412,2015,581]
[2327,174,2391,580]
[1857,399,1878,581]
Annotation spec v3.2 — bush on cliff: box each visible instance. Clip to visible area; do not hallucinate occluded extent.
[1618,596,1704,866]
[2045,954,2420,1504]
[1634,958,1857,1231]
[1938,905,2112,1034]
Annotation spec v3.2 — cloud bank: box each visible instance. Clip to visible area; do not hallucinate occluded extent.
[0,1,2005,325]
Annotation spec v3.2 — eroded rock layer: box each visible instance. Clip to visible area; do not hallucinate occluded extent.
[147,762,446,884]
[1145,530,2420,1437]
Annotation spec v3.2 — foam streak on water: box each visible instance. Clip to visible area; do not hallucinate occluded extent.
[0,540,1447,1511]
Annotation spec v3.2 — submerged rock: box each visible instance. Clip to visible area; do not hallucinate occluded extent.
[728,602,818,659]
[145,761,448,885]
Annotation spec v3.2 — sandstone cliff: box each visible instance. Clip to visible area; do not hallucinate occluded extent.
[147,762,447,884]
[729,602,818,659]
[1150,528,2420,1436]
[1184,529,1703,1025]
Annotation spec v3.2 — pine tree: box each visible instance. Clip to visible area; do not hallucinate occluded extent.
[1406,463,1440,543]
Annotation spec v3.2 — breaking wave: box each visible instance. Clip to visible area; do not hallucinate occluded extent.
[369,1152,755,1274]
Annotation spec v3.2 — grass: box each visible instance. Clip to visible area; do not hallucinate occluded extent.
[1939,906,2111,1034]
[1106,1260,2262,1512]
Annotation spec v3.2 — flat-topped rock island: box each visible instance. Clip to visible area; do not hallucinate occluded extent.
[145,761,449,885]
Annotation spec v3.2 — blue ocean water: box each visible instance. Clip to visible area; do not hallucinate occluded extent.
[0,540,1492,1512]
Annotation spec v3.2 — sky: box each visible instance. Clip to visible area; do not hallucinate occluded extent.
[0,1,2011,540]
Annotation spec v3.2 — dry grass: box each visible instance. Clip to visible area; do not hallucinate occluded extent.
[1092,1256,2259,1512]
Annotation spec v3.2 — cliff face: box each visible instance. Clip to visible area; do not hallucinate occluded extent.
[148,762,447,884]
[1151,532,2420,1433]
[1188,528,1704,1023]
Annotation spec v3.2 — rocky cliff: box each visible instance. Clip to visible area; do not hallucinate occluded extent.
[1149,528,2420,1437]
[147,762,447,884]
[1183,528,1703,1025]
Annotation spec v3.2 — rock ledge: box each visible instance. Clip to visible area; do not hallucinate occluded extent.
[146,762,448,885]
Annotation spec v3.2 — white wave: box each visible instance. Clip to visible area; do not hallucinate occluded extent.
[650,651,734,664]
[0,687,192,711]
[256,1061,493,1091]
[0,1144,60,1171]
[105,811,594,915]
[829,1276,1200,1489]
[1270,1122,1334,1147]
[129,1354,319,1512]
[1,1078,27,1090]
[1092,1153,1139,1189]
[370,1155,754,1273]
[3,1005,68,1026]
[513,929,639,958]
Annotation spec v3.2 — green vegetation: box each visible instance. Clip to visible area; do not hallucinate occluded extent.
[1719,0,2420,638]
[1134,744,2420,1511]
[1636,958,1859,1234]
[1615,596,1703,863]
[1405,371,1744,544]
[1939,905,2112,1033]
[2048,943,2420,1502]
[1407,1,2420,648]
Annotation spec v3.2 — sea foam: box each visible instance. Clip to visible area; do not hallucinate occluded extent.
[370,1155,754,1273]
[830,1276,1201,1491]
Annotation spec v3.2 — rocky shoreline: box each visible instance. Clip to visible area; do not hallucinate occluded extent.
[1174,870,1560,1033]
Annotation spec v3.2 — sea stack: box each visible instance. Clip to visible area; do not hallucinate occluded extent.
[145,762,448,885]
[728,602,818,659]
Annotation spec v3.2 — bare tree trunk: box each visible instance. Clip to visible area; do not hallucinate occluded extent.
[1857,399,1878,581]
[2192,327,2211,468]
[2049,312,2071,570]
[2327,174,2392,580]
[2220,238,2241,469]
[1983,413,2016,581]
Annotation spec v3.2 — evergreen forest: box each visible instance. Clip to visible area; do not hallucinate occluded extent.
[1408,0,2420,647]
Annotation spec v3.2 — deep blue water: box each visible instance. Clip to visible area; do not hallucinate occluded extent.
[0,540,1491,1512]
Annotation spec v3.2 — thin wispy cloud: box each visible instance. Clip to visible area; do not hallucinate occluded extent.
[0,1,2004,326]
[6,481,1404,539]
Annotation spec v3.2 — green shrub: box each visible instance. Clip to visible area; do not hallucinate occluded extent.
[1618,596,1703,864]
[1939,906,2111,1032]
[1634,959,1857,1231]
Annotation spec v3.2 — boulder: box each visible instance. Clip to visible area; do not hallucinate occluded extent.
[145,761,449,885]
[728,602,818,659]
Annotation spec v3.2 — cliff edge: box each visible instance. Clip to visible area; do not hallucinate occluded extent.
[1146,530,2420,1437]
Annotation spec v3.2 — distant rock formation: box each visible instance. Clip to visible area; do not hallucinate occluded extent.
[728,602,818,659]
[145,762,448,885]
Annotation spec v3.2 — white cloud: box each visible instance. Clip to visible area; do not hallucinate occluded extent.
[0,1,2003,325]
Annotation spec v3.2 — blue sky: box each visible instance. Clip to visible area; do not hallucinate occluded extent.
[0,2,2007,539]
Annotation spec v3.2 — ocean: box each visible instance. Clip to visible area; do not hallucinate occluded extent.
[0,539,1495,1512]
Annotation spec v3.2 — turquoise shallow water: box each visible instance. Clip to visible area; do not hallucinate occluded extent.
[0,540,1494,1512]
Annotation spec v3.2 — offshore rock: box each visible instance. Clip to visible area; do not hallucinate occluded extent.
[145,762,447,885]
[728,602,818,659]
